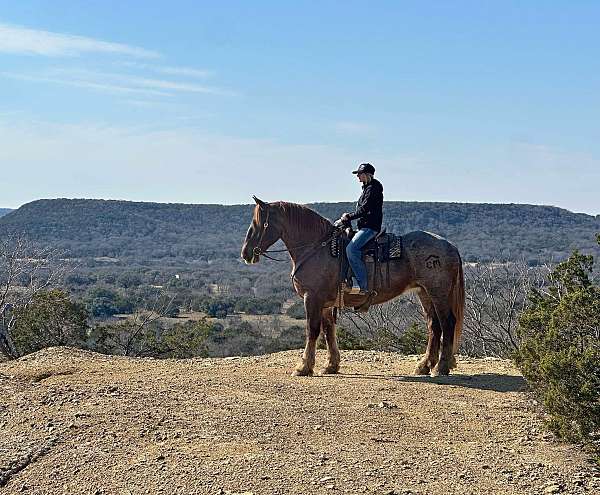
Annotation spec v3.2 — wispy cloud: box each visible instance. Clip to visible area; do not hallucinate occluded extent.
[119,61,215,78]
[0,23,235,100]
[0,22,159,58]
[2,68,237,97]
[1,72,171,97]
[120,75,236,96]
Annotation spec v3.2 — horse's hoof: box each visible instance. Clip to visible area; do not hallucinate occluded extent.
[414,361,431,375]
[321,366,339,375]
[449,355,457,369]
[292,368,314,377]
[431,363,450,376]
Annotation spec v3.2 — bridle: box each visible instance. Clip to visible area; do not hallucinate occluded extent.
[251,206,277,260]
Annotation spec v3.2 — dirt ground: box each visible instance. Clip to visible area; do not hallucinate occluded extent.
[0,347,598,495]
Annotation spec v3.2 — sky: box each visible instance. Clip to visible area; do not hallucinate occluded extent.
[0,1,598,214]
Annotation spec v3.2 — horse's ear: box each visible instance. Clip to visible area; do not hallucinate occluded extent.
[252,196,267,209]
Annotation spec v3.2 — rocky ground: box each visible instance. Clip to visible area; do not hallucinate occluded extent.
[0,347,598,495]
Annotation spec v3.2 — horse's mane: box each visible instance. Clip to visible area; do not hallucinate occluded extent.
[272,201,332,239]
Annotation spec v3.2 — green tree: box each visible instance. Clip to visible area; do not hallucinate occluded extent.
[161,320,211,358]
[514,239,600,455]
[12,289,89,356]
[86,287,133,317]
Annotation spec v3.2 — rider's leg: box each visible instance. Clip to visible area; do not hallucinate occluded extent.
[345,228,377,291]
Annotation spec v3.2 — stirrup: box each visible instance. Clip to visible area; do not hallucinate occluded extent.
[342,282,367,295]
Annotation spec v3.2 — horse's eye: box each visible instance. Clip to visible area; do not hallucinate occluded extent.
[264,222,269,228]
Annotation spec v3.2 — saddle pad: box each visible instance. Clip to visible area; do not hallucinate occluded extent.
[363,233,403,262]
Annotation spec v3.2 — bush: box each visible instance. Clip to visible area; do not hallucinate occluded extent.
[397,323,428,354]
[85,287,133,317]
[285,301,306,319]
[160,320,211,358]
[336,326,369,350]
[514,240,600,457]
[234,296,282,315]
[12,289,89,356]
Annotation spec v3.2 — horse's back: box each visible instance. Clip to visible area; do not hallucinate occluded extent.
[401,230,461,283]
[402,230,459,252]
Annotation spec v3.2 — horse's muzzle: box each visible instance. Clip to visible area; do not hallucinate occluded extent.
[241,243,260,264]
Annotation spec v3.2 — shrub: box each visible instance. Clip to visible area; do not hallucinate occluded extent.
[336,327,370,350]
[234,296,282,315]
[397,323,428,354]
[514,240,600,457]
[12,289,89,356]
[285,301,306,319]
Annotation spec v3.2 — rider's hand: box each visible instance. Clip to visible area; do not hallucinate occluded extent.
[334,219,345,228]
[341,213,350,221]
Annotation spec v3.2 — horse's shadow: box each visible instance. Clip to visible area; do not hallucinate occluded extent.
[328,372,527,393]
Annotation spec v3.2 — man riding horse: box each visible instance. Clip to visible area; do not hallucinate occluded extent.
[335,163,383,295]
[241,170,464,377]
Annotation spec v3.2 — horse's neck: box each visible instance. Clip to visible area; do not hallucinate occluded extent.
[281,227,320,262]
[279,211,329,263]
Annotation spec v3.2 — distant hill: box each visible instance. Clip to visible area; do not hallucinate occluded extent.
[0,209,12,218]
[0,199,598,264]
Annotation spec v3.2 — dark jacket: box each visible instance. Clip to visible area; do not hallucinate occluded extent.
[348,178,384,231]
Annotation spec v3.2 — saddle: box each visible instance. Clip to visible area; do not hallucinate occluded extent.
[329,226,403,312]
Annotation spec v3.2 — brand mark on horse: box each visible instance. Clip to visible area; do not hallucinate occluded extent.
[425,254,441,269]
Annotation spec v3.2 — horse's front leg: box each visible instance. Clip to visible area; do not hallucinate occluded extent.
[321,307,340,374]
[293,294,323,377]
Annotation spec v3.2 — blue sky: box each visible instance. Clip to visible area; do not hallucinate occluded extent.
[0,1,598,214]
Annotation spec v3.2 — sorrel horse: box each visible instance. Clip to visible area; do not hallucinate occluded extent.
[241,197,464,377]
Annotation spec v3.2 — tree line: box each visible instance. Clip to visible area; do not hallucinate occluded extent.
[1,198,598,265]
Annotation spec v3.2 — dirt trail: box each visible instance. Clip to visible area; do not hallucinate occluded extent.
[0,348,597,495]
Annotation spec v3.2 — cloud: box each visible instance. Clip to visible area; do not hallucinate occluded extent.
[1,72,171,97]
[1,69,236,97]
[0,22,159,58]
[0,24,234,99]
[118,74,236,96]
[119,62,215,78]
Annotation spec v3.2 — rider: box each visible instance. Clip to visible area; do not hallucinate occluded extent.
[335,163,384,295]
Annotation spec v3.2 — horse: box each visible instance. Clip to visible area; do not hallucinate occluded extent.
[241,197,464,377]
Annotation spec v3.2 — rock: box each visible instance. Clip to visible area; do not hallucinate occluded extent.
[543,484,563,494]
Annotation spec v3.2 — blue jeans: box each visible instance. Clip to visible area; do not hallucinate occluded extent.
[346,228,377,290]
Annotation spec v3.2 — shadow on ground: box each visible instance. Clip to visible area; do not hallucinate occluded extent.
[328,372,527,393]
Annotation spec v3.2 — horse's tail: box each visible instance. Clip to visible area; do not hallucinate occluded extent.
[451,252,465,354]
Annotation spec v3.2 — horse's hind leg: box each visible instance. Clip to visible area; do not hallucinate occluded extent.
[321,307,340,374]
[293,294,323,377]
[430,298,456,377]
[415,289,442,375]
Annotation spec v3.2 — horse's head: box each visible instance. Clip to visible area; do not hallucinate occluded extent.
[241,196,284,264]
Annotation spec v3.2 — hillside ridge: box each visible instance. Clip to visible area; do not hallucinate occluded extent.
[1,198,598,264]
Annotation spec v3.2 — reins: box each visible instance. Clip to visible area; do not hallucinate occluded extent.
[253,235,336,262]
